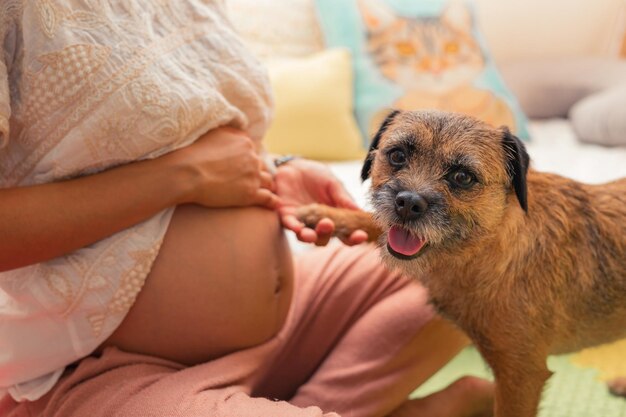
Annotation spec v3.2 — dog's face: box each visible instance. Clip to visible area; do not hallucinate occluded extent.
[362,110,529,269]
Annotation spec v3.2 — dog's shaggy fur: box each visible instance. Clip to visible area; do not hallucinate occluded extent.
[297,110,626,417]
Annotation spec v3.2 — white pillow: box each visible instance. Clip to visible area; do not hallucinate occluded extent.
[500,58,626,118]
[570,84,626,147]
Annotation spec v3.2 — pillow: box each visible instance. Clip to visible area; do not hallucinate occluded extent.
[263,48,366,161]
[500,58,626,118]
[314,0,530,141]
[569,84,626,147]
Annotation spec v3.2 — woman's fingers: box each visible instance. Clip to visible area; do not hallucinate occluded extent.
[280,213,304,233]
[313,218,334,246]
[346,229,369,246]
[281,212,326,245]
[254,188,280,209]
[252,169,277,208]
[259,171,275,191]
[297,227,317,243]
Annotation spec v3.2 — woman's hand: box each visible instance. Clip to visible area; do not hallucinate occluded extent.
[0,127,280,272]
[275,159,369,246]
[170,127,279,209]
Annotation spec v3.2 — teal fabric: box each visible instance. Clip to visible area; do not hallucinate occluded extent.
[314,0,530,144]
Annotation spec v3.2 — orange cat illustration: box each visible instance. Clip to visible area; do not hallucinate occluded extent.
[358,0,516,133]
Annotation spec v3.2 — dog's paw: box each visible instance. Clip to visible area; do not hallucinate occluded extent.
[295,204,379,243]
[295,204,329,229]
[608,377,626,397]
[295,204,354,240]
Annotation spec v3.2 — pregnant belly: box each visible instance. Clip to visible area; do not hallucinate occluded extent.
[101,204,294,365]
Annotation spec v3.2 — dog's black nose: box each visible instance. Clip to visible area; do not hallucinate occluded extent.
[395,191,428,221]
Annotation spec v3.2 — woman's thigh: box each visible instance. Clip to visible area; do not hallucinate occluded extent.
[253,243,431,396]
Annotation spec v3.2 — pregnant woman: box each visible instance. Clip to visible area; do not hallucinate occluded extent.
[0,1,492,416]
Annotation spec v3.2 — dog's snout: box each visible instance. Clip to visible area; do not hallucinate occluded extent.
[395,191,428,221]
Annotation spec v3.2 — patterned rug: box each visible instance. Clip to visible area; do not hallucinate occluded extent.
[412,339,626,417]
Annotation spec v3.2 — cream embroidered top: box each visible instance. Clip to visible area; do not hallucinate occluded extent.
[0,0,272,401]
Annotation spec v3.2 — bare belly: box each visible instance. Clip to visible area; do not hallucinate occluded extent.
[100,204,294,365]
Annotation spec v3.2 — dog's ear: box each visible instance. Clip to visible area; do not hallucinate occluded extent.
[361,110,401,181]
[501,127,530,212]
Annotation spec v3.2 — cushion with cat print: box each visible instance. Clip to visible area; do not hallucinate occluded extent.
[315,0,530,143]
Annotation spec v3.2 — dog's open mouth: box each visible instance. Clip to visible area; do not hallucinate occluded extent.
[387,225,426,259]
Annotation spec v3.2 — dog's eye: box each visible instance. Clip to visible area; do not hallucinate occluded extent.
[388,150,407,167]
[448,170,476,188]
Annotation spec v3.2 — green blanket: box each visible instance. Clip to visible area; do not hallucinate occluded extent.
[412,342,626,417]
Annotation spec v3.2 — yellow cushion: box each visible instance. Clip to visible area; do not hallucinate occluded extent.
[263,48,366,161]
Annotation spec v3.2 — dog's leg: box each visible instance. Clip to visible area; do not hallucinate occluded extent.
[296,204,383,242]
[608,377,626,397]
[482,350,551,417]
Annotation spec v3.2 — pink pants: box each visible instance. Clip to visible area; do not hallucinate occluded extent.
[1,244,467,417]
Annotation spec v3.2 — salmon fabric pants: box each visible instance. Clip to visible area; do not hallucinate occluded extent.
[1,244,467,417]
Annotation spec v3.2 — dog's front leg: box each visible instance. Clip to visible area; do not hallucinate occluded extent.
[296,204,383,242]
[483,351,552,417]
[608,377,626,397]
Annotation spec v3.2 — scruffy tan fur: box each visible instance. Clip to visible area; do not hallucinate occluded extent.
[297,110,626,417]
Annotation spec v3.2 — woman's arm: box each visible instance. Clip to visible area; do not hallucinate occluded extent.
[0,127,278,272]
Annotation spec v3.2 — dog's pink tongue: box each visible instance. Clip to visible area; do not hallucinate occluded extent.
[388,226,425,256]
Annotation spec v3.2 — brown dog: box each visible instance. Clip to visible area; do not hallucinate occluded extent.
[297,110,626,417]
